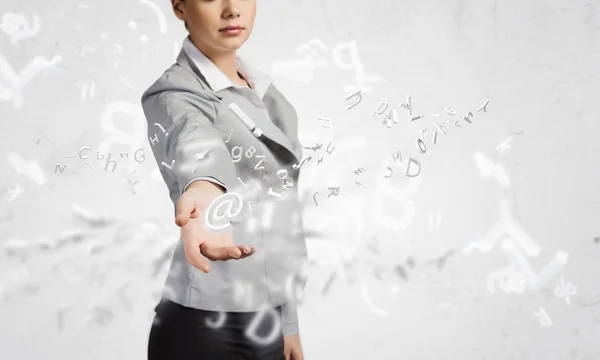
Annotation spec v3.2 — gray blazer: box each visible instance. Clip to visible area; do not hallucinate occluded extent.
[140,48,308,335]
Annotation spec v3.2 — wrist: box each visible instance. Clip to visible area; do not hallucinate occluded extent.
[184,181,226,214]
[186,180,225,194]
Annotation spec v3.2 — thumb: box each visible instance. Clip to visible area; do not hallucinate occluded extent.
[175,193,196,227]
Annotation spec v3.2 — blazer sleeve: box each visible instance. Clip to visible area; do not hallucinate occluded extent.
[141,90,237,195]
[182,176,227,193]
[281,299,299,336]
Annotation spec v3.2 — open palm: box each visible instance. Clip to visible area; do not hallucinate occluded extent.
[181,216,255,272]
[176,183,256,273]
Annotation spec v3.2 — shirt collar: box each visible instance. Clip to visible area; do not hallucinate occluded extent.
[182,35,272,99]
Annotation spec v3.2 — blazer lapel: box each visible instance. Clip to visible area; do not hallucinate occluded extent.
[219,91,299,163]
[176,49,300,163]
[262,85,303,161]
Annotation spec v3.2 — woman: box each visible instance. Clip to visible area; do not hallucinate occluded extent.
[141,0,308,359]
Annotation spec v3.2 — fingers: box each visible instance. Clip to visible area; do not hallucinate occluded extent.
[183,242,210,273]
[284,335,303,360]
[175,194,196,227]
[187,245,255,272]
[237,245,257,259]
[291,349,304,360]
[200,244,258,261]
[201,244,242,261]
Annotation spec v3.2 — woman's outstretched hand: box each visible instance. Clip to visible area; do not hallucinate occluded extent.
[175,180,256,273]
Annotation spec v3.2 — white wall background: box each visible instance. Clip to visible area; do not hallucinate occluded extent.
[1,0,599,359]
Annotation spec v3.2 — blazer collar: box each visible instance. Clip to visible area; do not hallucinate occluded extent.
[180,35,272,99]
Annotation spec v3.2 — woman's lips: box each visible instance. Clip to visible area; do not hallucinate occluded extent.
[219,27,244,36]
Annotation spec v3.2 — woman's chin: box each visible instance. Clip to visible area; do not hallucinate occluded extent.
[216,38,247,51]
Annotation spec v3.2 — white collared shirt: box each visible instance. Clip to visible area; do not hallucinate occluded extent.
[182,35,272,99]
[180,36,273,192]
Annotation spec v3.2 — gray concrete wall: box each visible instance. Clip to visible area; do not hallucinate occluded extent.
[1,0,599,359]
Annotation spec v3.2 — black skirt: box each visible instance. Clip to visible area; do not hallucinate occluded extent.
[147,298,285,360]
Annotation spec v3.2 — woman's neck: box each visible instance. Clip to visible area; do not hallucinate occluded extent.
[209,51,239,82]
[190,36,246,86]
